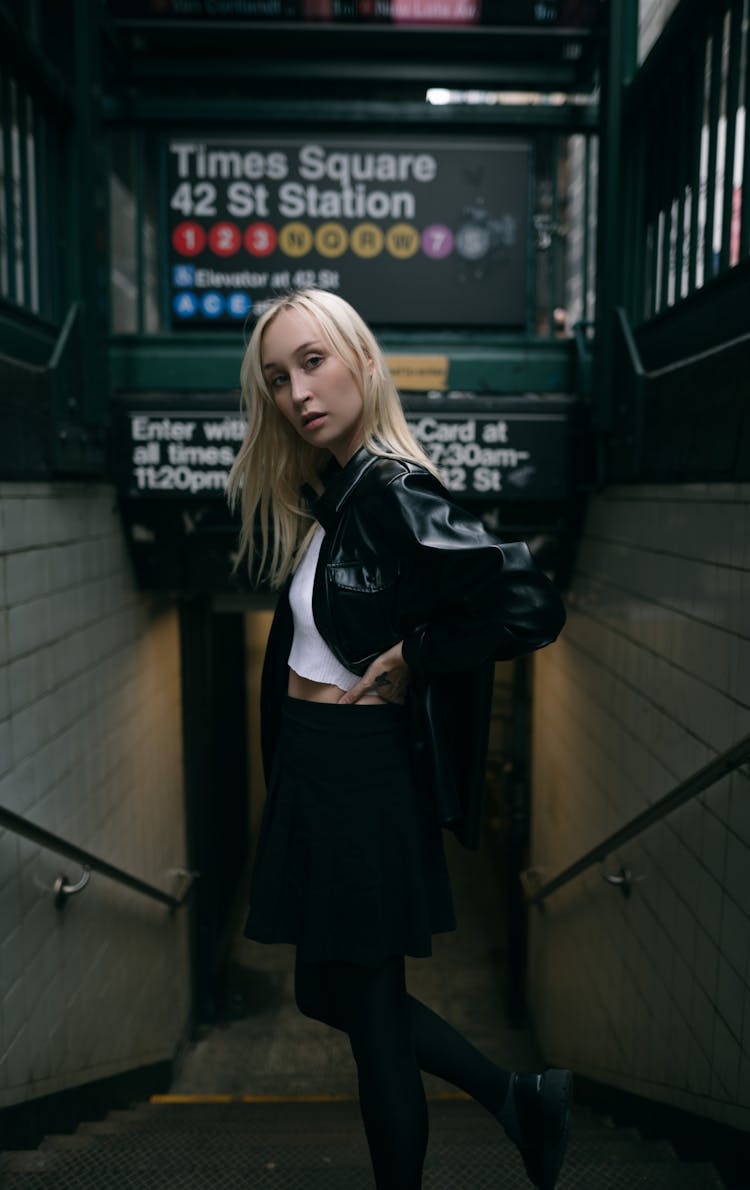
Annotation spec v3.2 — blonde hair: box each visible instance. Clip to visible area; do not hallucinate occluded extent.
[226,288,442,589]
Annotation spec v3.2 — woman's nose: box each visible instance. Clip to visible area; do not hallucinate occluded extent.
[290,370,311,403]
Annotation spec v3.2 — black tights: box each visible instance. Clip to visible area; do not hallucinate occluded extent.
[294,951,512,1189]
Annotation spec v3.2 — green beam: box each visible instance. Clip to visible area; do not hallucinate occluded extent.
[102,96,600,132]
[108,337,575,395]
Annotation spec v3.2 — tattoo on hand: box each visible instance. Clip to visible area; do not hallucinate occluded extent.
[374,671,391,687]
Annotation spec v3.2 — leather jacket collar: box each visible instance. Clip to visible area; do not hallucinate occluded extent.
[301,444,380,529]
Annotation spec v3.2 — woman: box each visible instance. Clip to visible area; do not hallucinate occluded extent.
[226,288,571,1190]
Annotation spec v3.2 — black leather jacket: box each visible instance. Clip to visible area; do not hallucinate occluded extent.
[260,445,566,850]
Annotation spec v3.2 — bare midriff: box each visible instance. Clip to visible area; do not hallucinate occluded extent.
[287,669,388,705]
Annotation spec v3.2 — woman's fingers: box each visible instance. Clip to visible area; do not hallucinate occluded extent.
[337,676,378,705]
[337,643,409,705]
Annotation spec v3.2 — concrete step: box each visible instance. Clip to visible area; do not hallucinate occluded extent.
[0,1097,727,1190]
[0,1153,727,1190]
[105,1099,632,1133]
[40,1123,679,1164]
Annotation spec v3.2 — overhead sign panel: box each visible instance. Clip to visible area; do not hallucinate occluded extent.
[167,137,529,327]
[119,397,569,502]
[402,398,568,499]
[111,0,599,27]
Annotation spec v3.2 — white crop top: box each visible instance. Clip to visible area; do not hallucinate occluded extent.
[288,525,360,691]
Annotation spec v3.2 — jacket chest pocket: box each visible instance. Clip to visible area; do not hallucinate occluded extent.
[327,562,395,593]
[326,562,400,661]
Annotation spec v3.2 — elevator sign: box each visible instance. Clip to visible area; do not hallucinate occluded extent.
[166,138,530,327]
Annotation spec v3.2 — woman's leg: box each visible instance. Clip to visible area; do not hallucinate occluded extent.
[294,951,570,1190]
[295,952,428,1189]
[294,950,511,1116]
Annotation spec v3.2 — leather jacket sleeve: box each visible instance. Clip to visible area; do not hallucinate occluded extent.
[379,468,566,678]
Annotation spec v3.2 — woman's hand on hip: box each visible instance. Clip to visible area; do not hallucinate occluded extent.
[337,641,409,705]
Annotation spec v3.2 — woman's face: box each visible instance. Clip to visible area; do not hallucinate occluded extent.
[261,307,364,467]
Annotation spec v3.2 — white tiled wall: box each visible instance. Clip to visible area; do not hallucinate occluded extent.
[639,0,681,63]
[0,483,190,1108]
[529,484,750,1131]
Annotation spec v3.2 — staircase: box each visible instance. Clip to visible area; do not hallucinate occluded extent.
[0,1096,727,1189]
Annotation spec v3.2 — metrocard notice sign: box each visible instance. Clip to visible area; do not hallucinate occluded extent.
[166,138,530,328]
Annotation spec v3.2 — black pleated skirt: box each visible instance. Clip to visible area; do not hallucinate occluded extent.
[244,695,456,967]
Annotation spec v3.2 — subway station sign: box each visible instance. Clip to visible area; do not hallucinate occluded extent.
[166,138,529,327]
[121,397,569,502]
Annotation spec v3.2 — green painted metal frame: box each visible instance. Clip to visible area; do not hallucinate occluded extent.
[590,0,637,433]
[742,1,750,260]
[580,136,590,323]
[16,79,33,310]
[107,332,577,396]
[527,137,538,338]
[3,4,604,476]
[720,0,743,274]
[108,21,602,95]
[1,69,17,307]
[686,29,705,297]
[656,80,672,313]
[703,10,722,288]
[0,0,109,474]
[0,2,73,321]
[103,96,599,131]
[673,54,689,303]
[622,0,750,329]
[135,131,146,336]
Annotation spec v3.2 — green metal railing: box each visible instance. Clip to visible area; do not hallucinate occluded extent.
[622,0,750,325]
[524,731,750,906]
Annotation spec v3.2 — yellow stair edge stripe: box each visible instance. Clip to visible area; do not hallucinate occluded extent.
[150,1091,471,1104]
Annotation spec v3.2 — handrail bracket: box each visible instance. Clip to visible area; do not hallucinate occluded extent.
[53,866,91,909]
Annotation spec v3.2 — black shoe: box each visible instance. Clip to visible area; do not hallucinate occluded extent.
[499,1068,572,1190]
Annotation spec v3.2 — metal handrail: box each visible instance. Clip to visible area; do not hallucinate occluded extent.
[525,732,750,906]
[0,804,197,910]
[616,305,750,381]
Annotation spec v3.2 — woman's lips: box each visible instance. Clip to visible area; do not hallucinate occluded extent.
[303,414,326,429]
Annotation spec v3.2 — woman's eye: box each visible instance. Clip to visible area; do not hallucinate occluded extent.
[305,354,324,370]
[270,374,287,388]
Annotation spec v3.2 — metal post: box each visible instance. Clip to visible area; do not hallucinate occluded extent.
[68,0,105,430]
[688,23,707,294]
[16,81,32,310]
[1,71,18,304]
[703,9,722,284]
[582,134,591,322]
[591,0,636,436]
[720,0,742,272]
[507,653,532,1025]
[740,0,750,260]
